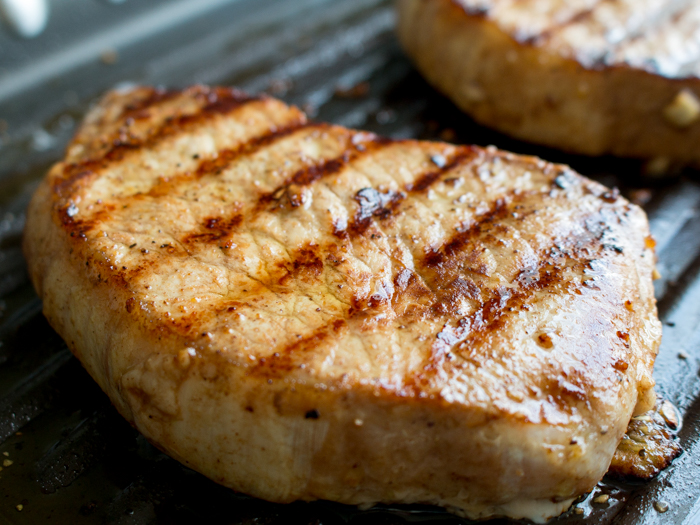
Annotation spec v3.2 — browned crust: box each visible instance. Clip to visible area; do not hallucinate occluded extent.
[608,400,682,479]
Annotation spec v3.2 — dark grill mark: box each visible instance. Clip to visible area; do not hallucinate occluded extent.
[292,155,348,186]
[424,196,512,268]
[259,154,350,210]
[391,268,436,316]
[290,247,324,277]
[142,117,310,199]
[181,214,243,246]
[54,87,261,200]
[331,147,474,240]
[349,187,406,236]
[525,7,596,45]
[403,196,629,407]
[247,319,347,379]
[346,194,530,322]
[194,117,311,180]
[200,87,260,115]
[259,133,395,211]
[516,2,607,47]
[53,165,101,200]
[275,245,325,287]
[120,87,180,120]
[406,148,476,193]
[415,256,592,405]
[59,202,116,234]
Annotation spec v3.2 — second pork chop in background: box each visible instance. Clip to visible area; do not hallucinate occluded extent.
[397,0,700,170]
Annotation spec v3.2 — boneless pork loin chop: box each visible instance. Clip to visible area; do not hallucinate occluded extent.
[24,85,662,522]
[397,0,700,169]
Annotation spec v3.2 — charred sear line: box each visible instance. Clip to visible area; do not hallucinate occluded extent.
[405,189,616,393]
[289,246,324,276]
[120,87,180,120]
[349,187,406,236]
[347,193,529,321]
[195,118,311,180]
[391,268,436,312]
[275,244,325,286]
[181,214,243,246]
[526,5,599,45]
[258,143,352,209]
[53,166,100,200]
[406,148,475,193]
[290,154,349,186]
[247,319,346,378]
[142,118,310,199]
[418,258,587,397]
[259,134,396,211]
[55,87,260,198]
[198,86,265,115]
[424,196,513,268]
[59,202,116,236]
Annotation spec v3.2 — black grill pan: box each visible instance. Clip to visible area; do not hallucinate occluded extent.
[1,1,699,523]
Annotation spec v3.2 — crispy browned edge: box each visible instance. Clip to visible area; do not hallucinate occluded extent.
[397,0,700,166]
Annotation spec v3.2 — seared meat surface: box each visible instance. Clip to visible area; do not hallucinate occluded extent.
[397,0,700,167]
[24,86,661,522]
[609,400,682,479]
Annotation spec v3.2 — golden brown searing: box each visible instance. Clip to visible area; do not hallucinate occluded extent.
[609,399,682,479]
[24,86,662,522]
[397,0,700,168]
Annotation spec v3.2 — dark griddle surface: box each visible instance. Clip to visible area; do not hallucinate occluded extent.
[1,0,699,523]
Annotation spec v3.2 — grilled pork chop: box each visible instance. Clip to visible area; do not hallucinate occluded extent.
[397,0,700,168]
[24,86,662,522]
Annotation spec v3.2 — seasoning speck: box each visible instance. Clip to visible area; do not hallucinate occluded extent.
[654,500,669,513]
[678,351,689,360]
[354,419,364,427]
[16,504,23,512]
[66,204,79,217]
[2,451,8,457]
[3,459,13,467]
